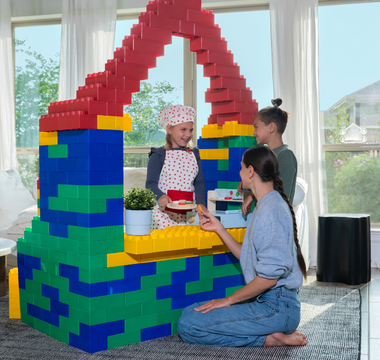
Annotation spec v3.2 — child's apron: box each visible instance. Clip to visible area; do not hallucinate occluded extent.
[151,149,199,230]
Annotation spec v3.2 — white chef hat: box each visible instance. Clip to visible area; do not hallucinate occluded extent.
[157,105,196,129]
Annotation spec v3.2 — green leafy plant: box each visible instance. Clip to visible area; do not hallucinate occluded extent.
[123,188,156,210]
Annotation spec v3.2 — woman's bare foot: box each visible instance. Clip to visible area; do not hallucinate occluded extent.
[264,331,308,347]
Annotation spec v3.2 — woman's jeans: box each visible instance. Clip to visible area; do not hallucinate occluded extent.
[177,287,300,347]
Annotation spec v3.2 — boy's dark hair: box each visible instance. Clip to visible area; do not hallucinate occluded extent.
[255,98,289,134]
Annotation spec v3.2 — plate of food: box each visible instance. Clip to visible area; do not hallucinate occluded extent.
[166,200,196,210]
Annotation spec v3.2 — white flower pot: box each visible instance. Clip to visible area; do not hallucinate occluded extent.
[124,209,152,235]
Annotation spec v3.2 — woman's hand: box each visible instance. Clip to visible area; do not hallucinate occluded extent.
[194,297,232,314]
[158,194,171,208]
[241,194,255,215]
[196,207,223,233]
[237,181,243,194]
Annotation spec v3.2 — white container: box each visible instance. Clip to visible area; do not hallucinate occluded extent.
[124,209,152,235]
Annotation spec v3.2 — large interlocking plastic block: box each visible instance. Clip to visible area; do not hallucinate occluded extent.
[203,63,240,78]
[187,8,214,25]
[131,22,172,45]
[147,1,187,20]
[193,22,220,38]
[85,71,124,90]
[199,148,228,160]
[171,0,201,11]
[197,50,234,66]
[190,36,227,53]
[139,11,180,34]
[39,131,58,146]
[217,113,254,126]
[114,47,157,68]
[210,76,246,90]
[196,136,218,149]
[122,34,165,56]
[203,169,228,181]
[105,59,149,81]
[211,100,258,116]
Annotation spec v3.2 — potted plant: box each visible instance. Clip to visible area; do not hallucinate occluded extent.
[123,188,156,235]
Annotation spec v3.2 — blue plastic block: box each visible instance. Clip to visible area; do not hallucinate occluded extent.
[40,184,58,197]
[106,198,123,213]
[204,181,218,194]
[18,266,34,280]
[201,159,218,171]
[41,308,60,327]
[108,277,141,295]
[80,320,125,339]
[24,254,42,271]
[18,276,26,289]
[58,130,79,144]
[98,337,108,352]
[124,262,156,279]
[186,257,199,270]
[39,171,49,184]
[141,323,171,341]
[69,280,108,297]
[69,334,92,353]
[77,129,123,144]
[27,303,42,319]
[39,146,49,159]
[17,253,25,266]
[59,263,79,280]
[227,171,241,182]
[197,137,219,149]
[213,274,244,290]
[204,170,228,181]
[49,223,68,238]
[41,284,60,301]
[106,144,123,158]
[68,143,106,158]
[77,212,123,228]
[58,210,78,226]
[77,158,122,172]
[213,253,239,266]
[172,261,200,284]
[50,299,69,317]
[40,209,58,223]
[57,158,78,172]
[172,293,202,310]
[200,289,226,301]
[67,172,108,186]
[156,283,186,300]
[107,171,123,185]
[39,196,49,209]
[49,171,68,184]
[40,158,59,172]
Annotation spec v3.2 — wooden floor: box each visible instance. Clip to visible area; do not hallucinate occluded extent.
[304,268,380,360]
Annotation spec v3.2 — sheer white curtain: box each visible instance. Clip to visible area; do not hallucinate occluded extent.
[58,0,117,101]
[0,0,17,171]
[270,0,324,267]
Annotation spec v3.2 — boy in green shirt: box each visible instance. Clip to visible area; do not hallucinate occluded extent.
[239,98,297,213]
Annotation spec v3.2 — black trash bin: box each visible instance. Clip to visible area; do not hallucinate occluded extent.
[317,214,371,285]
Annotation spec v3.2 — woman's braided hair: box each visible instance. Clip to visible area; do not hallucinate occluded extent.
[243,145,307,279]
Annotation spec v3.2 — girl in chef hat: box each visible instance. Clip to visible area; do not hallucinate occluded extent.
[145,105,206,230]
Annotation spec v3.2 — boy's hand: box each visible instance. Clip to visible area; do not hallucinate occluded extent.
[237,181,243,194]
[241,194,255,215]
[158,194,171,208]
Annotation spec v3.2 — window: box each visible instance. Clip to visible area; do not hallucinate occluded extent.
[14,24,61,189]
[196,10,273,136]
[115,19,184,168]
[319,2,380,224]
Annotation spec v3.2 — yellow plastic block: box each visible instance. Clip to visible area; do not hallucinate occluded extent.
[123,113,132,132]
[141,251,172,263]
[201,124,223,139]
[222,121,254,137]
[37,189,40,199]
[199,148,229,160]
[124,234,153,254]
[107,252,140,267]
[39,132,58,146]
[37,208,40,216]
[97,115,117,130]
[9,268,21,319]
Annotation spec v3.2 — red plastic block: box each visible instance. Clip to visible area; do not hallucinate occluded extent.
[85,71,124,90]
[187,9,214,26]
[139,11,180,34]
[217,113,255,126]
[194,23,221,39]
[106,103,124,116]
[190,36,227,53]
[105,58,148,80]
[205,89,242,103]
[114,47,157,68]
[197,50,234,66]
[170,0,201,11]
[207,115,217,124]
[40,114,59,132]
[77,84,115,102]
[48,101,68,115]
[66,98,107,115]
[122,34,165,56]
[178,19,195,37]
[124,78,141,93]
[210,76,246,90]
[147,1,187,20]
[131,22,172,45]
[204,64,240,78]
[240,89,254,102]
[211,101,258,115]
[40,112,98,132]
[115,89,132,105]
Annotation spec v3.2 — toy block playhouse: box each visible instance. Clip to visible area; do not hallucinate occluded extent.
[16,0,258,353]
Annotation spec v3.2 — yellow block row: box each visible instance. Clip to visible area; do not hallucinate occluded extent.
[9,268,21,319]
[202,121,254,139]
[97,113,132,132]
[39,132,58,145]
[107,226,246,267]
[199,148,229,160]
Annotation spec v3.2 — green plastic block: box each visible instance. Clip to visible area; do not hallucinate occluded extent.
[32,244,50,259]
[32,218,50,235]
[156,258,186,274]
[49,197,69,212]
[228,136,255,148]
[226,285,244,297]
[37,198,40,208]
[33,318,51,335]
[200,263,242,280]
[62,184,123,200]
[70,307,90,324]
[125,288,156,305]
[108,331,141,349]
[79,265,124,283]
[186,279,213,294]
[218,138,229,149]
[108,303,141,322]
[141,273,171,289]
[77,239,124,257]
[218,160,229,171]
[41,260,58,276]
[125,314,158,333]
[200,255,213,268]
[19,288,34,304]
[50,326,69,344]
[25,278,41,294]
[33,269,50,285]
[60,316,79,335]
[141,298,171,315]
[40,234,59,250]
[49,274,69,292]
[20,311,34,327]
[24,231,42,245]
[158,309,182,325]
[34,292,51,311]
[50,250,69,264]
[67,198,107,213]
[57,185,79,199]
[58,237,78,252]
[17,236,25,243]
[59,290,79,308]
[16,241,34,256]
[68,225,108,241]
[217,181,229,188]
[88,293,126,311]
[172,322,178,335]
[48,144,68,158]
[68,253,107,270]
